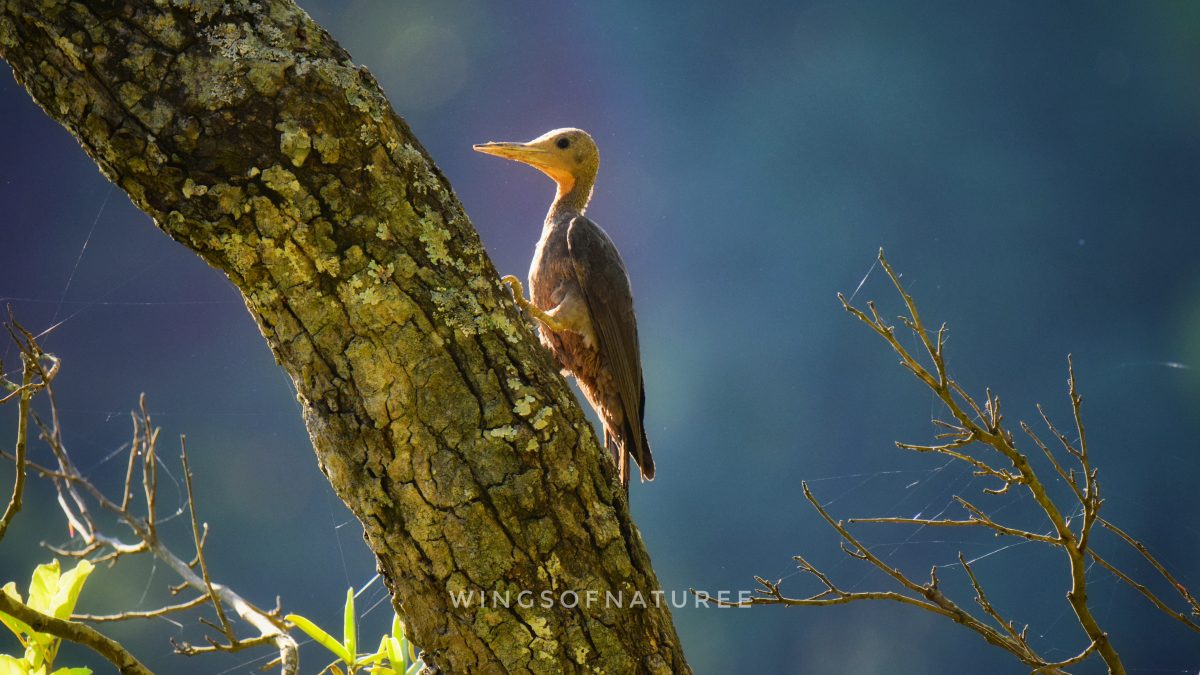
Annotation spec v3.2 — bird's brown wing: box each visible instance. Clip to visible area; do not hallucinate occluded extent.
[566,216,654,480]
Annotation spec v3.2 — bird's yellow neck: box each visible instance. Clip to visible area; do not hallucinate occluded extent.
[549,175,594,221]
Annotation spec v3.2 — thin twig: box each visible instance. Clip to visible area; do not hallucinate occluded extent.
[12,381,298,672]
[3,315,299,672]
[848,510,1057,544]
[1033,640,1100,673]
[1087,551,1200,634]
[725,249,1173,674]
[181,437,234,641]
[1099,517,1200,616]
[958,552,1024,644]
[0,592,152,675]
[74,594,211,622]
[142,397,158,531]
[0,353,33,540]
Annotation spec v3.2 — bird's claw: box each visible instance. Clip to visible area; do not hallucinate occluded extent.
[500,275,538,316]
[500,275,569,333]
[500,275,527,304]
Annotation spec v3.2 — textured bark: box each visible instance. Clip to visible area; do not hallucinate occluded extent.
[0,2,689,673]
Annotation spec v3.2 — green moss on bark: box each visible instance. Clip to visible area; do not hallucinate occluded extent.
[0,1,690,672]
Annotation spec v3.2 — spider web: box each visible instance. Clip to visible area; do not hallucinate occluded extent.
[745,257,1200,673]
[4,191,1199,673]
[0,188,396,673]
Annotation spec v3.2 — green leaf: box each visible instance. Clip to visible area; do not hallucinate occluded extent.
[342,588,356,662]
[404,635,417,667]
[49,561,93,620]
[360,635,388,666]
[385,613,418,674]
[35,559,93,669]
[0,654,31,675]
[26,640,45,669]
[286,614,351,664]
[23,619,53,669]
[0,655,27,673]
[384,636,401,666]
[0,583,33,644]
[51,668,92,675]
[24,559,93,623]
[27,560,61,615]
[356,649,386,667]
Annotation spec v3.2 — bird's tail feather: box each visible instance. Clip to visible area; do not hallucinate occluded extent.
[624,420,654,483]
[607,425,653,492]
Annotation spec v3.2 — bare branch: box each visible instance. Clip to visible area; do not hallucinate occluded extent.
[4,349,300,675]
[120,415,141,513]
[1088,551,1200,634]
[172,632,277,657]
[848,510,1057,544]
[1098,517,1200,624]
[0,347,34,541]
[958,552,1024,645]
[0,592,152,675]
[74,594,211,623]
[141,399,158,532]
[1033,640,1100,673]
[746,250,1192,674]
[180,437,234,642]
[1021,421,1085,505]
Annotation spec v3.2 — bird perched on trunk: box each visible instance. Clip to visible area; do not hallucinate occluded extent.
[474,128,654,490]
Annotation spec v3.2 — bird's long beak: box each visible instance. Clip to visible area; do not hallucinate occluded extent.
[472,141,550,165]
[473,138,575,191]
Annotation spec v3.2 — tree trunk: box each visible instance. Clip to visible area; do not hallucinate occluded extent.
[0,1,689,673]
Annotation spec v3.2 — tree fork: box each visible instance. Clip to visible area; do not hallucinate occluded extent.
[0,1,688,672]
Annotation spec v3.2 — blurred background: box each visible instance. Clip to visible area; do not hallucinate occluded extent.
[3,1,1199,672]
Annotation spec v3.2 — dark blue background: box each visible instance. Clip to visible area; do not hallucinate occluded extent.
[2,2,1198,672]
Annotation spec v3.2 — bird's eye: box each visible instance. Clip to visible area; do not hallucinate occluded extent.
[556,137,570,149]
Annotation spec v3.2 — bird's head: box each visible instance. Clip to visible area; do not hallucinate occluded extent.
[473,128,599,199]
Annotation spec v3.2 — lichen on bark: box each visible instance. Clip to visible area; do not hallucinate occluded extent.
[0,1,689,672]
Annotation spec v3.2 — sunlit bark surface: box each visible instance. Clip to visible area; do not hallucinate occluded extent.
[0,2,688,672]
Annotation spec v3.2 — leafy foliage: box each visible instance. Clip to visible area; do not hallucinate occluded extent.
[286,587,422,675]
[0,560,94,675]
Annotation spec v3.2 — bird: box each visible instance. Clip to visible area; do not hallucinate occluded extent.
[473,128,654,491]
